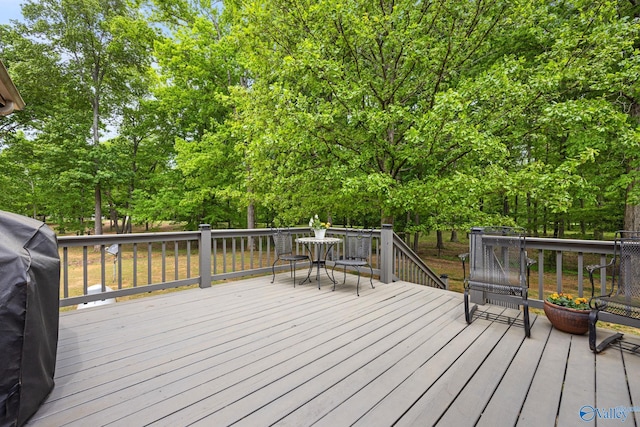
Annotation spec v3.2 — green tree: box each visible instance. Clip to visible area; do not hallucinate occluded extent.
[13,0,157,234]
[149,0,247,228]
[230,0,530,228]
[231,0,640,236]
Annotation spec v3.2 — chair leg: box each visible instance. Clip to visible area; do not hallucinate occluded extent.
[463,288,476,324]
[291,261,296,287]
[271,260,278,283]
[331,266,337,291]
[306,259,313,283]
[589,309,623,353]
[523,300,531,338]
[356,268,360,297]
[330,264,347,291]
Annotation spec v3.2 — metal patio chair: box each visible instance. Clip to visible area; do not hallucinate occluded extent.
[271,229,310,286]
[331,229,374,296]
[459,226,532,337]
[587,231,640,354]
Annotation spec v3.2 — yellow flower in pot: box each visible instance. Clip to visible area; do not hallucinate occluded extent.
[544,292,590,334]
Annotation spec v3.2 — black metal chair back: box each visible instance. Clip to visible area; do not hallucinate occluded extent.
[331,229,374,296]
[271,228,310,286]
[273,229,295,257]
[343,230,372,261]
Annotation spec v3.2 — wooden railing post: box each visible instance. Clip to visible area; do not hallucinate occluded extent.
[199,224,212,288]
[380,224,394,284]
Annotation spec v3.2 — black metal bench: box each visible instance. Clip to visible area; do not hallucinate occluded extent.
[587,231,640,354]
[460,227,533,337]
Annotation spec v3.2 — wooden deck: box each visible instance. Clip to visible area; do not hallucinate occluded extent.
[28,274,640,426]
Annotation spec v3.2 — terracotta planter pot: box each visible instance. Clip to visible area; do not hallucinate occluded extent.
[543,300,590,334]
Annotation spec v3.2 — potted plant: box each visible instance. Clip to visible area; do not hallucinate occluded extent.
[543,292,591,334]
[309,214,331,239]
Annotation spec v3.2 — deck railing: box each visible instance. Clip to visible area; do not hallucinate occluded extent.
[58,225,447,307]
[391,231,447,288]
[525,236,614,309]
[57,226,617,309]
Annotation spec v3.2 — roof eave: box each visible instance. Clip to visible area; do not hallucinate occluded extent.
[0,60,26,116]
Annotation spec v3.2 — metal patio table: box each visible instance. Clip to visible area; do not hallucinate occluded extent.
[296,236,342,288]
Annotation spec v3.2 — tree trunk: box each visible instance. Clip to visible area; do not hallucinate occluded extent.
[625,180,640,231]
[91,62,103,236]
[557,216,565,238]
[381,213,394,226]
[110,207,118,233]
[624,101,640,232]
[533,200,539,236]
[94,184,103,236]
[247,200,256,250]
[412,213,420,252]
[247,202,255,229]
[436,230,444,256]
[450,229,458,242]
[580,199,586,235]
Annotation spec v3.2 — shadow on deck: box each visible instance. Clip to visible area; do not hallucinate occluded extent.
[28,274,640,426]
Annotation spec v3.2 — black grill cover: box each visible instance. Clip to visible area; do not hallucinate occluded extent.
[0,211,59,427]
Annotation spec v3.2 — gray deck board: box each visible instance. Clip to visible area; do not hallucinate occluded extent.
[557,333,595,426]
[626,350,640,425]
[26,275,640,427]
[596,344,633,420]
[392,308,514,427]
[475,316,551,427]
[516,321,571,426]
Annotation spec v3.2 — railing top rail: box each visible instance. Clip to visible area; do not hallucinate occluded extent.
[57,230,201,246]
[56,227,307,246]
[525,236,615,254]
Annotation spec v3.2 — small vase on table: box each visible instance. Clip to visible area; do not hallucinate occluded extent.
[313,228,326,239]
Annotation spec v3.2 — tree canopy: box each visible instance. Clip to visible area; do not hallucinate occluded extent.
[1,0,639,237]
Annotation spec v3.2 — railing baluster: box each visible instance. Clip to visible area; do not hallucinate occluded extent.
[232,237,237,272]
[162,241,166,283]
[174,241,179,281]
[223,238,228,273]
[63,247,69,298]
[577,252,584,297]
[186,241,191,279]
[100,246,106,292]
[83,246,88,295]
[600,254,607,294]
[213,237,218,275]
[242,236,245,269]
[133,243,138,287]
[556,251,562,293]
[147,243,152,285]
[267,236,271,266]
[538,250,544,298]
